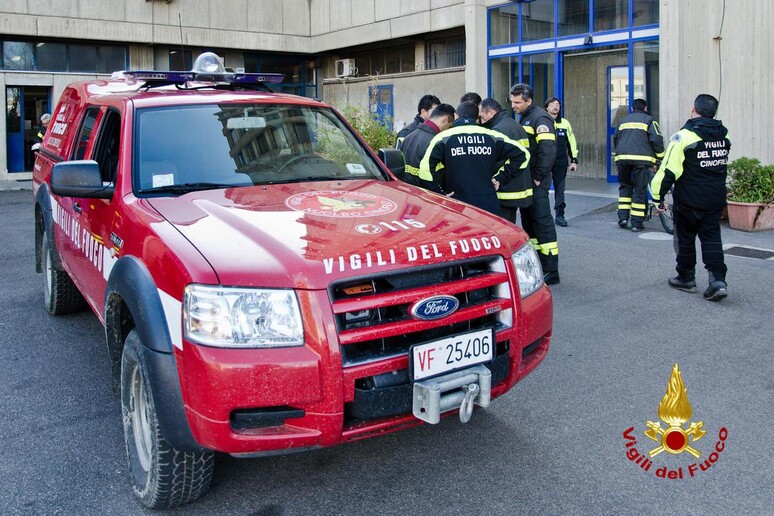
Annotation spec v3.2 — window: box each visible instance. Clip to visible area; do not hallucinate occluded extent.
[98,46,126,73]
[490,56,519,109]
[594,0,628,32]
[522,0,554,42]
[73,108,101,161]
[489,5,518,46]
[70,45,98,72]
[522,52,554,105]
[3,42,34,70]
[633,0,659,26]
[558,0,589,37]
[351,45,415,76]
[134,104,386,193]
[634,41,660,119]
[93,111,121,183]
[425,37,465,70]
[169,50,193,71]
[36,42,67,71]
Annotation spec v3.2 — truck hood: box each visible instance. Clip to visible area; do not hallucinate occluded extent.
[147,180,528,289]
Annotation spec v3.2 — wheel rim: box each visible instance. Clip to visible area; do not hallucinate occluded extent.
[130,366,153,473]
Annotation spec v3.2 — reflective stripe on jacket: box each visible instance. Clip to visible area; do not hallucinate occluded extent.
[418,123,530,214]
[613,110,665,164]
[519,104,556,183]
[483,109,533,207]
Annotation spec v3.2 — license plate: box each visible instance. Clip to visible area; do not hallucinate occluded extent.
[410,328,494,381]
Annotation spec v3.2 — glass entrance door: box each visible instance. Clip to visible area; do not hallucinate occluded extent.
[5,86,50,172]
[562,47,628,181]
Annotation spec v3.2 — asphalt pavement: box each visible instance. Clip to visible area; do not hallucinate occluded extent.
[1,185,772,515]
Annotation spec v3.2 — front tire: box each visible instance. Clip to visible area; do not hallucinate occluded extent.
[41,229,84,315]
[121,330,214,509]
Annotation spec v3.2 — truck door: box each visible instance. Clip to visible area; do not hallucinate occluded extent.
[69,109,123,312]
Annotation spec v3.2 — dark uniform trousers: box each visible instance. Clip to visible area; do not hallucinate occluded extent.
[673,204,727,282]
[617,163,651,224]
[552,159,568,217]
[503,179,558,273]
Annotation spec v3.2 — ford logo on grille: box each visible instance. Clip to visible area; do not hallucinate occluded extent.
[410,295,460,321]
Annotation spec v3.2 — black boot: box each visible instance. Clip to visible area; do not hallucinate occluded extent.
[703,272,728,301]
[555,214,568,227]
[543,271,560,285]
[668,274,697,293]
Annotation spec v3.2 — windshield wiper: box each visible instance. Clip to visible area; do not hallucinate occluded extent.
[140,182,248,195]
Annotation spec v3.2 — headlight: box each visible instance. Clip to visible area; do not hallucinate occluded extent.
[184,285,303,348]
[512,243,544,298]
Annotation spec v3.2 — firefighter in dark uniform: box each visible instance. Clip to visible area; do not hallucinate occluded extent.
[509,83,560,285]
[544,98,578,227]
[613,98,664,232]
[480,97,534,219]
[650,94,731,301]
[397,104,455,186]
[417,101,530,216]
[395,94,440,147]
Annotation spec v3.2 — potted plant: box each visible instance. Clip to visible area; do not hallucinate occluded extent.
[726,157,774,231]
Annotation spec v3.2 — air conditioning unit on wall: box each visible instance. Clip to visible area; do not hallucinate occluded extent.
[335,59,356,77]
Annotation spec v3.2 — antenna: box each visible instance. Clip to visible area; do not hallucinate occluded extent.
[178,13,186,67]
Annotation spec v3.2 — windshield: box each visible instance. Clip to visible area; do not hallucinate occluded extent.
[134,103,387,194]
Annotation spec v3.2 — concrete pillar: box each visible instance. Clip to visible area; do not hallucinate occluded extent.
[464,0,488,99]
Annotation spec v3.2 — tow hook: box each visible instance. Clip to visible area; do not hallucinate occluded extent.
[412,365,491,424]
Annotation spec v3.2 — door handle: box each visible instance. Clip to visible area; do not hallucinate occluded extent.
[73,202,82,214]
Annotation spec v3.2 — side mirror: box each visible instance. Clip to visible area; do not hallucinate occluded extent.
[378,148,406,178]
[51,161,115,199]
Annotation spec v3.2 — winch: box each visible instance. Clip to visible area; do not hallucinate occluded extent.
[412,365,492,424]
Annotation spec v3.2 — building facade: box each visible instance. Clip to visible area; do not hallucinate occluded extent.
[1,0,771,182]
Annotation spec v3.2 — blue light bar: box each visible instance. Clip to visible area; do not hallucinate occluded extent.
[233,73,285,85]
[115,70,284,85]
[121,71,196,82]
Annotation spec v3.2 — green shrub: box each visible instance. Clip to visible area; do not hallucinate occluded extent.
[331,102,396,152]
[727,157,774,205]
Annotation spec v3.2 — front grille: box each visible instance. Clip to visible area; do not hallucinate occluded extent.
[330,257,513,367]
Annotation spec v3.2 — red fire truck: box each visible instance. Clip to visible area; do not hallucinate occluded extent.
[32,53,552,508]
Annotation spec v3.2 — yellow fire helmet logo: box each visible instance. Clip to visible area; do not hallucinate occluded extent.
[644,364,707,457]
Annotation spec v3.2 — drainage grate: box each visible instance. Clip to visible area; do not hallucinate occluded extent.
[725,246,774,260]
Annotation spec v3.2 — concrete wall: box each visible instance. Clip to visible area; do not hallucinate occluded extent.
[0,0,311,53]
[660,0,773,164]
[310,0,465,52]
[322,67,465,133]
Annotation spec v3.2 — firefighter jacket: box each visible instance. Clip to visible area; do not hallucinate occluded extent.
[395,114,424,147]
[554,117,578,167]
[418,119,530,215]
[651,117,731,212]
[483,109,533,207]
[613,110,665,165]
[397,121,440,187]
[519,103,557,183]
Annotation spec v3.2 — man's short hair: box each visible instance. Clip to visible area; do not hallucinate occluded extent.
[632,98,647,112]
[460,92,482,106]
[509,83,533,101]
[456,101,479,120]
[694,94,719,118]
[417,95,441,114]
[429,103,456,122]
[40,113,52,123]
[480,97,502,113]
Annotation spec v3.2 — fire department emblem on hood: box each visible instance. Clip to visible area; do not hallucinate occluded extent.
[410,295,460,321]
[644,364,706,457]
[285,190,398,218]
